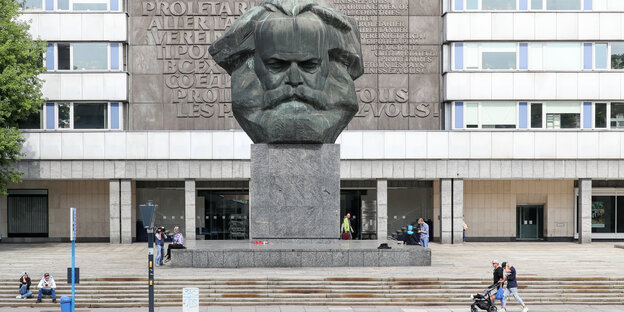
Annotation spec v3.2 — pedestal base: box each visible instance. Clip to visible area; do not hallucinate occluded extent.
[250,144,340,240]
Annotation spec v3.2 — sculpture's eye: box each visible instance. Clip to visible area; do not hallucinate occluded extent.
[299,59,320,73]
[265,59,290,73]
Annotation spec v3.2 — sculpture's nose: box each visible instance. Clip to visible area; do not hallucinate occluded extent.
[285,63,303,87]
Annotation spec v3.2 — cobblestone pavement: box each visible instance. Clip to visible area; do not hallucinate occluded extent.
[0,305,623,312]
[1,242,622,279]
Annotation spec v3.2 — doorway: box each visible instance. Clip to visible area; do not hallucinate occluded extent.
[7,190,49,237]
[516,205,544,240]
[340,190,366,240]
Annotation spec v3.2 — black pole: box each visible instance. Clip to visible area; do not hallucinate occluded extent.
[147,228,154,312]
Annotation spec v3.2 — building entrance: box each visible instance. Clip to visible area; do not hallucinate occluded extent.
[7,190,48,237]
[198,190,249,240]
[516,205,544,240]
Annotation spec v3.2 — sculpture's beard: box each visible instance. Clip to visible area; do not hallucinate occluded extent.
[230,62,358,144]
[262,85,327,111]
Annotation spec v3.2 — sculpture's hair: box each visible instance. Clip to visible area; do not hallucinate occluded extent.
[209,0,364,80]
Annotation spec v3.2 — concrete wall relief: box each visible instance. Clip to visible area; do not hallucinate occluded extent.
[129,0,440,130]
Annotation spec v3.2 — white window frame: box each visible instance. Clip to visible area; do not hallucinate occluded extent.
[610,102,624,129]
[55,102,73,130]
[56,0,110,11]
[51,43,120,71]
[592,102,609,129]
[43,102,121,130]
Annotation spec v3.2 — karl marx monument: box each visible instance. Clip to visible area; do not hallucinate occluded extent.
[209,0,363,240]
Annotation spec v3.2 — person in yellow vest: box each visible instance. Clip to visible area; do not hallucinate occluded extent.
[341,213,354,240]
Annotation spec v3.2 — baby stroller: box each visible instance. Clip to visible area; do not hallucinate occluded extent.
[470,283,499,312]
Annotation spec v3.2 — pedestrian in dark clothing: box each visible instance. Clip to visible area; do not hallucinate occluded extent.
[17,272,32,299]
[501,262,528,312]
[490,260,504,304]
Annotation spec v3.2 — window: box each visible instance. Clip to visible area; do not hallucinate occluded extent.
[19,0,43,10]
[481,102,516,128]
[58,43,70,70]
[545,102,581,129]
[611,43,624,70]
[595,103,607,128]
[72,43,108,70]
[531,0,544,9]
[481,43,516,69]
[464,43,479,70]
[465,103,478,128]
[547,0,581,10]
[610,102,624,128]
[32,102,121,130]
[466,0,478,9]
[72,0,107,10]
[57,103,71,129]
[592,196,615,233]
[74,103,107,129]
[544,43,581,70]
[530,103,543,128]
[595,44,608,69]
[18,108,43,129]
[48,43,122,71]
[482,0,515,9]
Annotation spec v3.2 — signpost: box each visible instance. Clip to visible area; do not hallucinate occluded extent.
[70,207,76,312]
[139,201,158,312]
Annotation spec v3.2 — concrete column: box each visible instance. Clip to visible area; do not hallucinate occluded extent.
[120,180,132,244]
[185,179,196,240]
[578,179,592,244]
[109,180,120,244]
[440,179,452,244]
[376,179,388,241]
[452,179,464,244]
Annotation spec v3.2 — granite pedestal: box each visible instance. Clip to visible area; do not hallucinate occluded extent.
[171,241,431,268]
[250,144,340,240]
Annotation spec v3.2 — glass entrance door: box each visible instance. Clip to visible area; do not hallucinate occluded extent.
[198,190,249,240]
[516,205,544,240]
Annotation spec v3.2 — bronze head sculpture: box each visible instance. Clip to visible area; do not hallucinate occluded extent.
[209,0,364,143]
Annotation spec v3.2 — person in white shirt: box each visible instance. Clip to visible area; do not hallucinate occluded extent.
[36,273,56,303]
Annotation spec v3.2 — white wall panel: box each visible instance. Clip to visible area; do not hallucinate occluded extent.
[445,12,624,41]
[445,73,624,101]
[21,131,624,161]
[82,133,105,159]
[42,73,127,101]
[23,13,126,41]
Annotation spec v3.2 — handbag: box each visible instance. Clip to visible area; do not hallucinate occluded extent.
[341,232,351,240]
[495,286,504,300]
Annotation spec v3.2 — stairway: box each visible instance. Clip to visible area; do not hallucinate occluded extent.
[1,277,623,308]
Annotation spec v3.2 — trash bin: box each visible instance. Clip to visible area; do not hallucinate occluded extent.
[60,296,72,312]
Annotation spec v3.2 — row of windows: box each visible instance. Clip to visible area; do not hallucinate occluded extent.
[20,0,120,11]
[20,102,122,130]
[452,101,624,129]
[453,0,622,11]
[453,42,624,71]
[45,43,123,71]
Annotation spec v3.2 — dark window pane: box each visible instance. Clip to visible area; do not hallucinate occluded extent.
[74,103,107,129]
[531,103,542,128]
[592,196,615,233]
[595,103,607,128]
[617,197,624,233]
[18,109,41,129]
[560,114,580,128]
[58,103,70,129]
[611,43,624,70]
[58,44,70,70]
[610,102,624,128]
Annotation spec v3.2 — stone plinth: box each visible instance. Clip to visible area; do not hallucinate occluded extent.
[250,144,340,240]
[172,241,431,268]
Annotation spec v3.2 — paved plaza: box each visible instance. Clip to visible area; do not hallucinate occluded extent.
[0,305,623,312]
[1,241,622,279]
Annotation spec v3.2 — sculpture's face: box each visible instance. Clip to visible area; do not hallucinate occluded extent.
[229,13,359,143]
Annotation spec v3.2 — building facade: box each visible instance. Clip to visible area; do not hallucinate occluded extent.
[1,0,623,243]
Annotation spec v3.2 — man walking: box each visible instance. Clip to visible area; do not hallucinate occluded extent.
[36,273,56,303]
[417,218,429,247]
[502,262,528,312]
[491,260,504,304]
